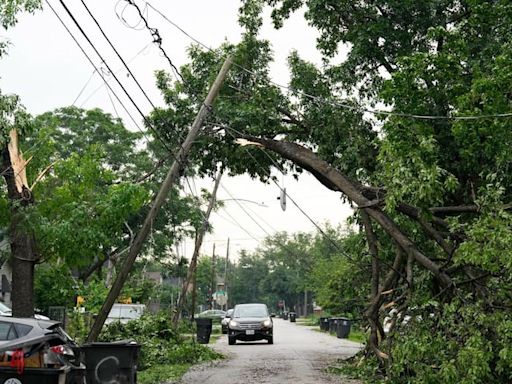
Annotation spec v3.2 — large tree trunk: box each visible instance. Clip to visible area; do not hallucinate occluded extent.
[1,135,37,317]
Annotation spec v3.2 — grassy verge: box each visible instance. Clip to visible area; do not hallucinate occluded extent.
[138,363,191,384]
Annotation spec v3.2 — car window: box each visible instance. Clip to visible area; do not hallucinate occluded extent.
[0,322,17,340]
[14,324,33,338]
[234,305,268,318]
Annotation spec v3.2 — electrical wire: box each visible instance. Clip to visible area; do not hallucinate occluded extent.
[112,0,356,260]
[72,69,97,106]
[123,0,184,83]
[145,0,512,121]
[47,0,212,231]
[79,0,156,109]
[45,0,147,137]
[78,43,150,107]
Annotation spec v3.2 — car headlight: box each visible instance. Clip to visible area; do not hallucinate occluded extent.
[230,320,239,328]
[262,319,272,327]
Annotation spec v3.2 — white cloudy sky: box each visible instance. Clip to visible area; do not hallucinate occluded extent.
[0,0,353,260]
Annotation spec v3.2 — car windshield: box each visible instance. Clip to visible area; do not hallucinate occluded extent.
[234,305,268,318]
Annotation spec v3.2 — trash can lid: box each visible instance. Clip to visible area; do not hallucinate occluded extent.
[82,339,138,347]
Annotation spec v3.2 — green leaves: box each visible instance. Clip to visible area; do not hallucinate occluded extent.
[0,91,32,145]
[0,0,41,29]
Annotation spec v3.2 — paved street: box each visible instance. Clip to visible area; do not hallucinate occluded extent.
[180,318,363,384]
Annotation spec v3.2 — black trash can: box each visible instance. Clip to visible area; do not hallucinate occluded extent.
[289,312,297,322]
[195,317,213,344]
[0,367,69,384]
[320,317,329,331]
[81,340,140,384]
[328,317,341,333]
[282,312,289,320]
[336,317,352,338]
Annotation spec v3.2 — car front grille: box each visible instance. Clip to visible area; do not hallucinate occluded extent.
[238,322,261,330]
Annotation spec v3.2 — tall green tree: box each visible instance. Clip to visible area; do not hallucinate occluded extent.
[147,1,512,380]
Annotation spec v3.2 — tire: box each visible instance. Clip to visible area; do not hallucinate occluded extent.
[228,336,236,345]
[267,336,273,344]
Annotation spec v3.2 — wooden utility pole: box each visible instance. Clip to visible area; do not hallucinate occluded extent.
[224,237,230,310]
[174,170,223,325]
[210,244,216,310]
[87,56,233,342]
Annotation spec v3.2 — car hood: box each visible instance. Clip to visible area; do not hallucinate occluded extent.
[232,316,270,322]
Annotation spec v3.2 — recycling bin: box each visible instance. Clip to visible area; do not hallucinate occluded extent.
[282,312,289,320]
[195,318,213,344]
[81,340,140,384]
[336,317,352,339]
[289,312,297,322]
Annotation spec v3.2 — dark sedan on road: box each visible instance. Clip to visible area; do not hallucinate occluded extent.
[227,303,273,345]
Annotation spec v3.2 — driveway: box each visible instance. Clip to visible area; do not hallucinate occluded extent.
[180,318,363,384]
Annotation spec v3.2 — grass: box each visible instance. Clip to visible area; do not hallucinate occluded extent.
[138,363,191,384]
[139,331,223,384]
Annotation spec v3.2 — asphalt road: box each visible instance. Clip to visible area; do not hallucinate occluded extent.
[180,318,363,384]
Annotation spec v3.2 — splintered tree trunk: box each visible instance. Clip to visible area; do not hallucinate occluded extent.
[1,134,37,317]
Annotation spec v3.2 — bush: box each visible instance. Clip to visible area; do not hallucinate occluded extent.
[98,311,222,370]
[335,300,512,384]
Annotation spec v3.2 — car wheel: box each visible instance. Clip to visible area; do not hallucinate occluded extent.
[228,336,236,345]
[267,336,273,344]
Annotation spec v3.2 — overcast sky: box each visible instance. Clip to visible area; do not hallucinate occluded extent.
[0,0,353,260]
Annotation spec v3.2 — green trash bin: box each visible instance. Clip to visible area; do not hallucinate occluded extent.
[81,340,140,384]
[195,318,213,344]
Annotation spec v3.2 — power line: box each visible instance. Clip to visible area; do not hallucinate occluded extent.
[102,0,357,258]
[220,183,275,236]
[121,0,184,83]
[79,0,156,110]
[219,206,262,244]
[45,0,146,136]
[72,69,97,106]
[145,0,512,121]
[78,43,150,107]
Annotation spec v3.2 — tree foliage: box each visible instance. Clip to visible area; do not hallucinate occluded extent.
[145,0,512,381]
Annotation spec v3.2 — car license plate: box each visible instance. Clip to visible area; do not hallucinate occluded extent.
[246,330,255,335]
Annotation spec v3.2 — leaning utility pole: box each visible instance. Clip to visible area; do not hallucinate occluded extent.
[224,237,230,310]
[174,170,223,325]
[87,56,233,342]
[210,244,216,310]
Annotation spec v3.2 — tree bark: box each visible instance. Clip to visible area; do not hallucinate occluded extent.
[1,135,37,317]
